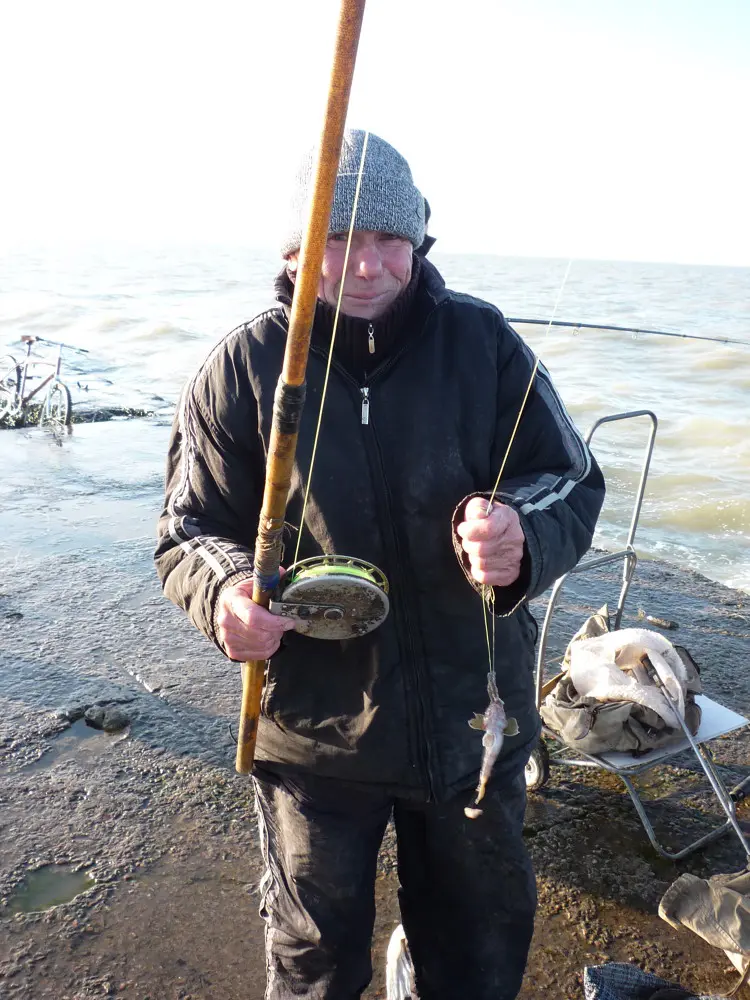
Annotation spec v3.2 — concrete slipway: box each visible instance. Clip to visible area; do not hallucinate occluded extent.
[1,420,748,999]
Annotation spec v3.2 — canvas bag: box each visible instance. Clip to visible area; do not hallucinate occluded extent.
[660,870,750,996]
[540,606,702,755]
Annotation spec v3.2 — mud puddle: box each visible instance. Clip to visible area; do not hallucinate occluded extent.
[3,864,94,915]
[20,719,114,774]
[58,851,265,998]
[0,818,268,999]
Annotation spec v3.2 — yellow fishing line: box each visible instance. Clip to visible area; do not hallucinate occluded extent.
[482,584,493,668]
[482,259,571,677]
[482,583,497,675]
[488,259,573,507]
[293,131,370,567]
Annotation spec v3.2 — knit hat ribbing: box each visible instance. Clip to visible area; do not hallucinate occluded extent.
[280,129,426,258]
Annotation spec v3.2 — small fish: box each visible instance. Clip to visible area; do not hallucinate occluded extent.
[464,674,519,820]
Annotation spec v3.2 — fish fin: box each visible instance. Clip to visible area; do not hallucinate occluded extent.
[467,713,486,731]
[464,806,483,820]
[504,717,520,737]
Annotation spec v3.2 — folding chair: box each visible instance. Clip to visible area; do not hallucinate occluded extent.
[526,410,750,861]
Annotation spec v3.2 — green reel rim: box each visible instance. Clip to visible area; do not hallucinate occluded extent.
[285,556,389,594]
[274,555,390,639]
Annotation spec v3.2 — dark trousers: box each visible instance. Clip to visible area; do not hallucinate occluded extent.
[253,766,536,1000]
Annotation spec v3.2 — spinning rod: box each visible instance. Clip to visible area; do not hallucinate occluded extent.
[507,317,750,348]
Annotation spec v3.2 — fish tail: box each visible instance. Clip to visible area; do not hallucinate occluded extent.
[475,778,487,803]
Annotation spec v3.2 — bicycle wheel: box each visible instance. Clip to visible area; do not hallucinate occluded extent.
[39,380,72,435]
[0,355,21,425]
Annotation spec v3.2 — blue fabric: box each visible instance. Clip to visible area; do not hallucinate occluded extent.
[584,963,720,1000]
[253,567,279,593]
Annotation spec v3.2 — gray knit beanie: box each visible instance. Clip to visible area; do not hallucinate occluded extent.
[280,129,426,257]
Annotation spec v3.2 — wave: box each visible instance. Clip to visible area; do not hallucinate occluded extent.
[119,321,205,343]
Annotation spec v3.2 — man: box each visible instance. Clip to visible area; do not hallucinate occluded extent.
[156,129,605,999]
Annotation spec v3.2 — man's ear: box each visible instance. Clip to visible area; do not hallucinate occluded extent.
[286,254,299,274]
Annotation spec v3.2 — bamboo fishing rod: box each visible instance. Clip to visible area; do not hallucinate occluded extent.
[507,317,750,348]
[235,0,367,775]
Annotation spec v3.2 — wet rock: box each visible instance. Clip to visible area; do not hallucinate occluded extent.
[84,706,130,734]
[55,705,87,724]
[71,406,155,424]
[645,614,679,630]
[83,707,107,730]
[101,709,131,734]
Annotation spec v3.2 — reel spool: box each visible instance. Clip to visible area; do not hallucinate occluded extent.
[269,555,390,640]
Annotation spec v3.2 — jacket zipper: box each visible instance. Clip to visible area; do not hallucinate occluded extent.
[306,302,450,797]
[367,323,375,355]
[308,346,438,797]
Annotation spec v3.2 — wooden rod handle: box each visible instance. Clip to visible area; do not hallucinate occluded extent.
[234,0,366,776]
[235,659,267,774]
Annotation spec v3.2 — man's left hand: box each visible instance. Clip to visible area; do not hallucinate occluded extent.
[456,497,526,587]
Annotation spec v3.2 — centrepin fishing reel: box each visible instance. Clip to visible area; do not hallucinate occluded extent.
[269,555,390,640]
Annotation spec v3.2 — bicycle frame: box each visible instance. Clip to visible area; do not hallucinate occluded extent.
[0,335,88,432]
[17,337,63,407]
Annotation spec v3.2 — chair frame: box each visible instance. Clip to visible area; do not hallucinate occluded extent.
[532,410,750,861]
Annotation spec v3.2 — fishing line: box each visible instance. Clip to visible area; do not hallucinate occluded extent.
[468,263,587,816]
[292,131,370,567]
[507,317,750,349]
[488,258,572,508]
[481,585,496,675]
[481,258,573,675]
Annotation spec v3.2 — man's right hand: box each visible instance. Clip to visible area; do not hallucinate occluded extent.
[215,577,296,662]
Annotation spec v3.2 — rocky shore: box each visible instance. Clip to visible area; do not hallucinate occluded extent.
[1,419,748,999]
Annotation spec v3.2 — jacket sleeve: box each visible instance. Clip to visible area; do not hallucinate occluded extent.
[453,317,605,614]
[154,338,265,650]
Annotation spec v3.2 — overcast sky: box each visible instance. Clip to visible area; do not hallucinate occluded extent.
[1,0,748,265]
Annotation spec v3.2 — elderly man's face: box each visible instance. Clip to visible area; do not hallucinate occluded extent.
[287,230,413,320]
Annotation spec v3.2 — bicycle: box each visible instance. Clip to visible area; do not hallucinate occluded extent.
[0,335,88,434]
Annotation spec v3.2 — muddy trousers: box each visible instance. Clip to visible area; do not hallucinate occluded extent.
[253,766,536,1000]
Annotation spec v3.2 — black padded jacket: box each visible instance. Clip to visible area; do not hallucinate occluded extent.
[155,259,605,801]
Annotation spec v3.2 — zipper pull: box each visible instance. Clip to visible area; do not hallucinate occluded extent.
[361,387,370,425]
[367,323,375,355]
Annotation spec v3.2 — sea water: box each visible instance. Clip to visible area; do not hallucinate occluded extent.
[0,244,748,592]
